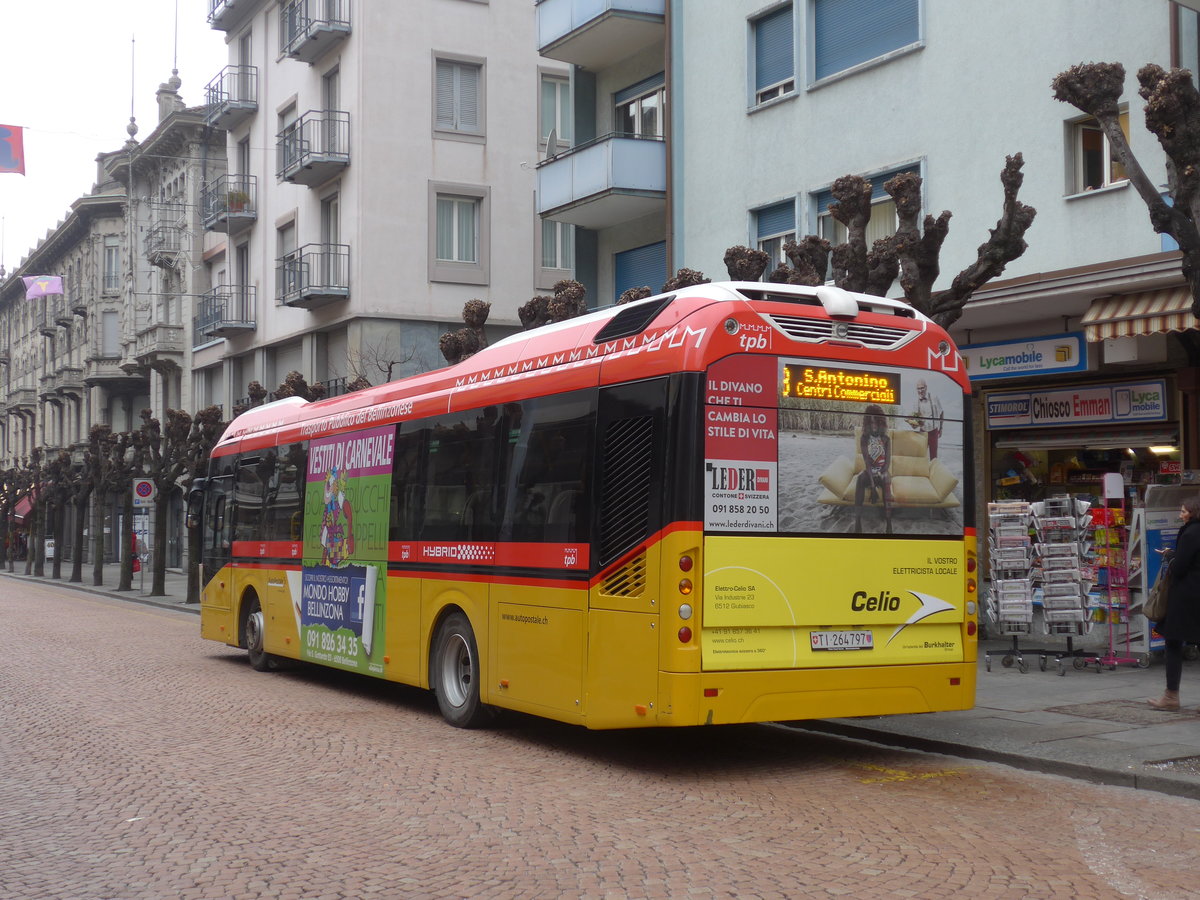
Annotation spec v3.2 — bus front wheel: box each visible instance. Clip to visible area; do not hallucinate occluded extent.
[431,611,495,728]
[245,598,277,672]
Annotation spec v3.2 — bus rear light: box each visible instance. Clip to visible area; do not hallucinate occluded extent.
[678,555,693,572]
[966,600,977,616]
[678,578,693,595]
[678,626,692,643]
[967,557,977,573]
[678,603,693,620]
[966,579,977,593]
[704,688,718,697]
[950,677,961,686]
[966,622,977,637]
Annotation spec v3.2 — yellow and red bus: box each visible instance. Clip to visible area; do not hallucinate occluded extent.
[193,281,977,728]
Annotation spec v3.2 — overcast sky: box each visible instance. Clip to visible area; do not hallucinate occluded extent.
[0,0,227,273]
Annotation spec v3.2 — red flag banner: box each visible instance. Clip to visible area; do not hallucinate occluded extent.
[22,275,63,298]
[0,124,25,174]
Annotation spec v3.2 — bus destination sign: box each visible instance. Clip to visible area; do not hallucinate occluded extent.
[780,364,900,405]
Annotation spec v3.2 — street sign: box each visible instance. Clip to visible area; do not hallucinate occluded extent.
[132,478,157,508]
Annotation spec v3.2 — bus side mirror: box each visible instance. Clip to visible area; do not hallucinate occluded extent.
[186,488,204,530]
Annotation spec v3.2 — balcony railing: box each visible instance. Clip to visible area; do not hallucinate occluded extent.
[280,0,351,64]
[208,0,253,31]
[202,174,258,234]
[134,323,185,370]
[144,221,184,268]
[196,285,257,339]
[536,132,667,228]
[204,65,258,129]
[277,243,350,309]
[536,0,665,68]
[277,110,350,187]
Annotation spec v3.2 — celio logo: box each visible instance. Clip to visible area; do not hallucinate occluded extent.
[849,588,957,645]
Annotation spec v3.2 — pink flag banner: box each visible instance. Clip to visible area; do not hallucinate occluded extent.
[22,275,64,298]
[0,124,24,174]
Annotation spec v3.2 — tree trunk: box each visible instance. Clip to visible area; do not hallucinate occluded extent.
[31,505,43,577]
[51,502,65,580]
[91,492,107,587]
[151,492,169,597]
[118,493,134,592]
[70,495,89,584]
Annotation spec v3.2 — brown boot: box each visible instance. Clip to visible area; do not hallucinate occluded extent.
[1148,690,1181,711]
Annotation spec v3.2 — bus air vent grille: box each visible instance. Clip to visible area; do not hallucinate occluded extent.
[599,553,647,598]
[593,296,675,344]
[768,315,913,348]
[598,415,654,566]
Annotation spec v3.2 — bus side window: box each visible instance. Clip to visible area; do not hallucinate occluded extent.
[265,442,306,543]
[234,459,265,543]
[390,428,425,542]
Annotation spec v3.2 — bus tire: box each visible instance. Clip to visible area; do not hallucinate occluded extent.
[431,611,495,728]
[245,597,277,672]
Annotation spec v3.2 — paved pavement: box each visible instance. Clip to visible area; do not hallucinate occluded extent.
[5,562,1199,802]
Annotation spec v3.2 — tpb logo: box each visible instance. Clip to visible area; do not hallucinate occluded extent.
[738,333,768,351]
[563,547,578,567]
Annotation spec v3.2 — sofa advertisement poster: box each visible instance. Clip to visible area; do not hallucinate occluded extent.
[704,356,964,538]
[300,425,395,675]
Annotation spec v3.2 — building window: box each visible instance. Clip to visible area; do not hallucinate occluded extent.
[754,200,797,267]
[101,310,120,357]
[1070,111,1130,194]
[614,241,667,301]
[812,0,920,83]
[752,4,794,105]
[541,219,573,271]
[540,72,572,148]
[429,181,490,285]
[615,74,665,138]
[434,55,485,141]
[814,165,919,249]
[103,237,121,294]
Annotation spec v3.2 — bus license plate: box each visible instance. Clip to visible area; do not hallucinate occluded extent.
[810,630,873,651]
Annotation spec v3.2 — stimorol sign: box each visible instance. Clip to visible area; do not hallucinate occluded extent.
[986,379,1168,429]
[960,333,1088,381]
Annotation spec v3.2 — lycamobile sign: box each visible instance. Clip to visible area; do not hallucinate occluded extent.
[960,333,1088,381]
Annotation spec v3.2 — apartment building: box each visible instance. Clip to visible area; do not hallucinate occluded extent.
[197,0,567,410]
[668,0,1191,509]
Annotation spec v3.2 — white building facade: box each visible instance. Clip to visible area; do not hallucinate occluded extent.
[198,0,568,409]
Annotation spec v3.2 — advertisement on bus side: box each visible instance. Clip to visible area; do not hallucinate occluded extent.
[702,536,964,669]
[299,425,395,675]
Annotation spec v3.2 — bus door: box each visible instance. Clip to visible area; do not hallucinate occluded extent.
[200,473,234,605]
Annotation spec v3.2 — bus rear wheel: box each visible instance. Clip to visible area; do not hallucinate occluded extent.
[245,598,277,672]
[431,611,495,728]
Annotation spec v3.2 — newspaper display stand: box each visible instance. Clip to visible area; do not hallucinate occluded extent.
[984,501,1035,672]
[1077,505,1149,671]
[1030,495,1093,674]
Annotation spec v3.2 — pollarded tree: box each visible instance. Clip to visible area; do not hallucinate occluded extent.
[1053,62,1200,315]
[42,450,74,581]
[439,298,493,365]
[517,280,586,332]
[767,157,1037,329]
[136,406,227,598]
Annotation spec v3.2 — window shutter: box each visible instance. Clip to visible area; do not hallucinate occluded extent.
[756,200,796,240]
[458,64,479,132]
[814,0,918,81]
[615,72,665,105]
[614,241,667,301]
[754,5,794,91]
[435,61,455,129]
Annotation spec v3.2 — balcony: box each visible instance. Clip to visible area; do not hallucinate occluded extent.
[54,299,73,326]
[197,285,257,339]
[71,294,87,317]
[537,133,666,229]
[277,243,350,309]
[204,65,258,130]
[39,373,57,402]
[37,308,55,337]
[278,110,350,186]
[85,356,145,388]
[10,387,36,411]
[134,323,185,372]
[56,366,85,397]
[145,221,184,269]
[0,349,9,365]
[536,0,665,69]
[207,0,254,32]
[280,0,351,64]
[202,175,258,234]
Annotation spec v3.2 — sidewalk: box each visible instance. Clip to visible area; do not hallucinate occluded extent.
[5,564,1199,801]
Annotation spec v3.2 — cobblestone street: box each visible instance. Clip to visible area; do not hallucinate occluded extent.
[3,579,1199,899]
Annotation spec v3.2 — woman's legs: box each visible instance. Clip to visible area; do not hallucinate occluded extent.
[1150,639,1184,710]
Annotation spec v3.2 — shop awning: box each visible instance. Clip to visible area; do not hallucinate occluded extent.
[1081,288,1195,341]
[11,496,31,523]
